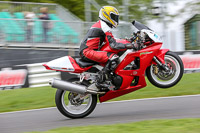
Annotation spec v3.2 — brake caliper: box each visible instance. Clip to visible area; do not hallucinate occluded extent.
[153,65,159,75]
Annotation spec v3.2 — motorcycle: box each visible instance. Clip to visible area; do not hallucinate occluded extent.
[43,20,184,119]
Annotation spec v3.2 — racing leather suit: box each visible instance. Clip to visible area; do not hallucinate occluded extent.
[79,20,132,63]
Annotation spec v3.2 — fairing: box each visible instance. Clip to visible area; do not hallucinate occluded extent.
[43,56,92,73]
[132,20,162,43]
[99,43,168,102]
[141,29,162,43]
[44,56,75,72]
[132,20,152,31]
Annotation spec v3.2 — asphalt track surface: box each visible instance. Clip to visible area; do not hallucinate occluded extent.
[0,95,200,133]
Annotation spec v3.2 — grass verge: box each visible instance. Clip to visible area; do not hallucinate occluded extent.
[0,73,200,113]
[27,118,200,133]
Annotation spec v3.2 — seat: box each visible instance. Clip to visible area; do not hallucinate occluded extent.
[75,58,97,68]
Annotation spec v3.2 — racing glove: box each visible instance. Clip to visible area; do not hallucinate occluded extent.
[125,43,138,50]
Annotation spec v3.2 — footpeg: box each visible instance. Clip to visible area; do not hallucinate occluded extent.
[95,82,110,89]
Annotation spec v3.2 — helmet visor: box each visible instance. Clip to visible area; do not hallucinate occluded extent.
[110,13,119,24]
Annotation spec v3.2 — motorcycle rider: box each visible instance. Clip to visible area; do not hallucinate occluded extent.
[79,6,136,89]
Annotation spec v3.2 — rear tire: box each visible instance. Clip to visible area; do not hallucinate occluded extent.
[146,51,184,88]
[55,78,97,119]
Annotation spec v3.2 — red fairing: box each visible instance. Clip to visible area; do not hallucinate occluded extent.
[43,64,51,70]
[99,42,168,102]
[43,56,92,73]
[155,49,169,64]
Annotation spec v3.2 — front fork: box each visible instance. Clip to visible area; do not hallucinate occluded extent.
[153,56,170,72]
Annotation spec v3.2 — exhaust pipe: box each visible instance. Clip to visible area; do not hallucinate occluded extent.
[49,78,105,95]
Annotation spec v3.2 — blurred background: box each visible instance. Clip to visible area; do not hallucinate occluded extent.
[0,0,200,89]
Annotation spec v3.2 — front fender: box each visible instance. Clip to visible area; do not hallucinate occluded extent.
[155,49,169,64]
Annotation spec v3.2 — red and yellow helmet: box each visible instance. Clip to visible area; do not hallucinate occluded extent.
[99,6,119,28]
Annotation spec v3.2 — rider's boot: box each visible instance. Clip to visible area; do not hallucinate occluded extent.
[96,55,119,90]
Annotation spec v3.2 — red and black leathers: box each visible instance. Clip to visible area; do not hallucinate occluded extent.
[79,20,131,63]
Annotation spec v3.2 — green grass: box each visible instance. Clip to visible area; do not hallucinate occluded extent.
[0,73,200,113]
[0,86,56,112]
[28,118,200,133]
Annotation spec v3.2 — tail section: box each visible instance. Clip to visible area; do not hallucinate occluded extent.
[43,56,93,73]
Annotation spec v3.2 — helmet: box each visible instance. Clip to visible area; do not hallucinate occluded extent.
[99,6,119,28]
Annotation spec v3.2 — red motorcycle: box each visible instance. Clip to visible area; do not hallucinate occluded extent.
[43,21,184,119]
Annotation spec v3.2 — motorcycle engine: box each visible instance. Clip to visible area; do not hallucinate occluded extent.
[111,74,123,89]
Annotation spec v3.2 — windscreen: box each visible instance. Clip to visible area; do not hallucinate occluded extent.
[132,20,152,31]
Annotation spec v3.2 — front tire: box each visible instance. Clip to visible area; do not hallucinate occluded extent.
[55,78,97,119]
[146,51,184,88]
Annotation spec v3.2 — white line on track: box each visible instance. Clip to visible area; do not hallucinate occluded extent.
[102,94,200,104]
[1,94,200,115]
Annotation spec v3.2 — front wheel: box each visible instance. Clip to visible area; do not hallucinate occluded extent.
[55,78,97,119]
[146,51,184,88]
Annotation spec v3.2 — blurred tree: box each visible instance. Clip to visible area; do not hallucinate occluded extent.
[95,0,155,23]
[52,0,85,20]
[2,0,159,22]
[176,0,200,16]
[2,0,54,3]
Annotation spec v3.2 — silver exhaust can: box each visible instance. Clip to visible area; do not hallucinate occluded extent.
[50,78,87,94]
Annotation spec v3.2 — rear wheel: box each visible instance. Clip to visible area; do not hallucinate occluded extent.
[146,51,184,88]
[55,78,97,119]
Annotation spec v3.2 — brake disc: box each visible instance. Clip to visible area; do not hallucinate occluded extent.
[68,92,84,106]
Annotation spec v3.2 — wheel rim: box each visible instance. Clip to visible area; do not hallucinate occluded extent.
[150,55,181,85]
[61,91,93,115]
